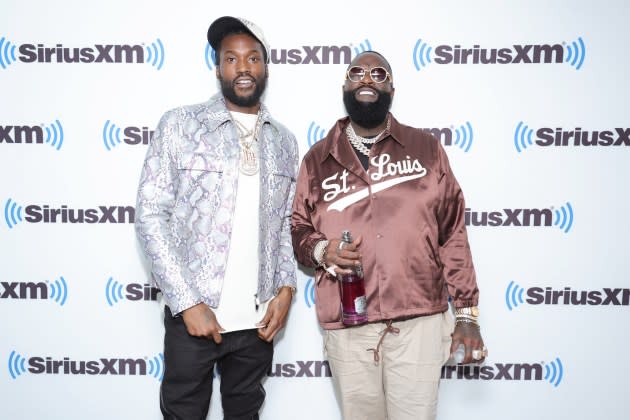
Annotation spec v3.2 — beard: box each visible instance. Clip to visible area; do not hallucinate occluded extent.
[343,88,392,129]
[220,75,267,108]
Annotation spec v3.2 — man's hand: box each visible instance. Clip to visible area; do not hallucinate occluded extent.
[257,287,293,342]
[450,322,485,364]
[182,303,225,344]
[323,235,363,275]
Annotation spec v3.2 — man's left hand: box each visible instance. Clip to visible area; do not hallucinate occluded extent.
[257,287,293,342]
[450,322,486,364]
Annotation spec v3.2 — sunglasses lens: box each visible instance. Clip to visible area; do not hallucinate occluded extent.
[348,66,365,82]
[370,67,388,82]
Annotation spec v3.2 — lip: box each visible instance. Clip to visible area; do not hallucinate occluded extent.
[234,77,256,88]
[355,86,378,101]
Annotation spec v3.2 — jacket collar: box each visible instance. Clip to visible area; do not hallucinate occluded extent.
[202,92,274,133]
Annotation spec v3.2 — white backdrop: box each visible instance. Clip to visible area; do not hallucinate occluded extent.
[1,1,629,419]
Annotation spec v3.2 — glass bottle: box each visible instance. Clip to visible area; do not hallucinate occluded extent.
[339,230,368,325]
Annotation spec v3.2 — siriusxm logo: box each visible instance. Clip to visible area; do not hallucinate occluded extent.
[423,122,474,153]
[105,277,160,306]
[205,38,370,70]
[0,120,64,150]
[0,277,68,306]
[204,44,217,70]
[465,202,574,233]
[413,37,585,71]
[442,357,564,387]
[303,278,316,308]
[8,351,164,381]
[271,45,351,64]
[102,120,153,151]
[514,122,630,152]
[307,122,327,148]
[506,281,630,310]
[0,37,164,70]
[267,360,331,378]
[3,198,134,229]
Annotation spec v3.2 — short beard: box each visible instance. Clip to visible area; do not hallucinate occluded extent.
[343,88,392,129]
[220,76,267,108]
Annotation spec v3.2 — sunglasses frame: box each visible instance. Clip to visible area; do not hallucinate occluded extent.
[345,66,392,84]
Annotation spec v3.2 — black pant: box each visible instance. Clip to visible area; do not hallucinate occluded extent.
[160,306,273,420]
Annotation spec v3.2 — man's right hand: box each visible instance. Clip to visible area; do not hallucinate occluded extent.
[323,235,363,275]
[182,303,225,343]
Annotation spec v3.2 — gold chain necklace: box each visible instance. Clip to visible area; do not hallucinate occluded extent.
[232,112,263,176]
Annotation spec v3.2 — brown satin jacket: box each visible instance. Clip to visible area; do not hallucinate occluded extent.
[291,114,479,330]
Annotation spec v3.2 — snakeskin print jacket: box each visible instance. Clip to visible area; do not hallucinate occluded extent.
[135,93,298,315]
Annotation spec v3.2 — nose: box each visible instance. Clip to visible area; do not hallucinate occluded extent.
[358,71,373,83]
[236,58,252,74]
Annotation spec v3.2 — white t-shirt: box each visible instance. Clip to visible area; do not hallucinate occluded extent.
[213,111,269,332]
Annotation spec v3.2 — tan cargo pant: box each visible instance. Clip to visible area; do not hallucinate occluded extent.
[324,312,454,420]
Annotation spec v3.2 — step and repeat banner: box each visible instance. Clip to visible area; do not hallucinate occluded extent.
[1,1,628,419]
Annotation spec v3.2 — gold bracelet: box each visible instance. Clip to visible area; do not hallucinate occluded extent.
[455,314,478,322]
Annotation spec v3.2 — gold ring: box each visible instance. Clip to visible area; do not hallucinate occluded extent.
[472,347,488,360]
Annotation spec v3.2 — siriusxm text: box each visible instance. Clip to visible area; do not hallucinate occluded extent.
[24,205,134,224]
[269,46,351,64]
[535,127,630,147]
[442,362,544,380]
[434,44,563,65]
[267,360,331,378]
[527,287,630,306]
[465,208,552,227]
[27,357,152,375]
[18,44,145,64]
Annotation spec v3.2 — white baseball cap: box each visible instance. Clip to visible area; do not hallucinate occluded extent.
[207,16,270,63]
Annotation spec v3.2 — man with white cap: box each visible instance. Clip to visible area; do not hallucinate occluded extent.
[135,16,298,420]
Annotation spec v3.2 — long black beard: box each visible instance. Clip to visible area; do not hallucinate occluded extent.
[343,88,392,129]
[220,76,267,108]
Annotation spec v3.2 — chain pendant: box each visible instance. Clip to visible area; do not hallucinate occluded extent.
[239,143,259,176]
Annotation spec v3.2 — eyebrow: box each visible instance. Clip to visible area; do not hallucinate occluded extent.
[223,48,263,55]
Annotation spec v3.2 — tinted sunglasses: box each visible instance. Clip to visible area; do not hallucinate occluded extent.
[345,66,392,83]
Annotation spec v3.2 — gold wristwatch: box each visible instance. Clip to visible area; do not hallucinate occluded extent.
[455,306,479,317]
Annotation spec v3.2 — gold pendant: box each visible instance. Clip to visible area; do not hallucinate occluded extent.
[240,144,259,175]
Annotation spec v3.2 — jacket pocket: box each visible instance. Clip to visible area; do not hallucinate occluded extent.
[421,224,442,273]
[175,153,224,229]
[267,172,292,212]
[424,233,441,271]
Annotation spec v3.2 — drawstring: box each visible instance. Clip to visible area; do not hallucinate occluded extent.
[366,320,399,363]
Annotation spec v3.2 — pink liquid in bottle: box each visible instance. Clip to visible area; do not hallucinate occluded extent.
[339,230,368,326]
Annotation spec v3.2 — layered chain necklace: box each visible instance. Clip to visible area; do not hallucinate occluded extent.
[232,112,263,176]
[345,117,391,157]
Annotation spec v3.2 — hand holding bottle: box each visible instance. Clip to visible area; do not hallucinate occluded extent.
[322,235,363,276]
